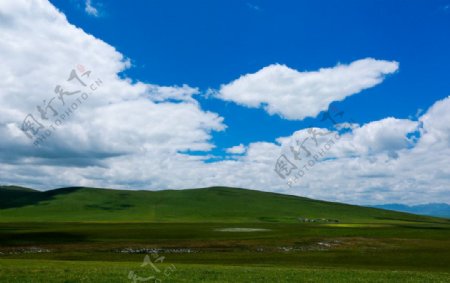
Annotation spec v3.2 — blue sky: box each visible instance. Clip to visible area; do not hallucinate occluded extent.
[49,0,450,156]
[1,0,449,204]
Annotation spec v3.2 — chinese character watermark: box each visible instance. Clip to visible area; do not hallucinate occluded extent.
[274,106,357,187]
[20,64,103,147]
[128,253,176,283]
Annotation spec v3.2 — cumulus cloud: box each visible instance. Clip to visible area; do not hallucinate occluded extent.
[331,117,419,158]
[0,0,224,178]
[225,144,246,154]
[217,59,399,120]
[417,96,450,149]
[268,98,450,204]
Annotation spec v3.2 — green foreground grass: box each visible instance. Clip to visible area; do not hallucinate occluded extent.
[1,222,450,282]
[0,259,449,283]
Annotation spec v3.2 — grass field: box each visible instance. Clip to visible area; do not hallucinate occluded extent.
[0,186,449,282]
[0,186,444,223]
[1,260,449,283]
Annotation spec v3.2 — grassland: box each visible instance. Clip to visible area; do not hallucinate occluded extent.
[0,186,444,223]
[0,186,449,282]
[1,260,449,283]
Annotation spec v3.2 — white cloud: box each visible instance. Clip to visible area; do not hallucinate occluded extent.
[147,84,200,104]
[417,96,450,149]
[217,59,399,120]
[331,117,419,158]
[267,98,450,204]
[0,0,225,182]
[85,0,98,17]
[226,144,246,154]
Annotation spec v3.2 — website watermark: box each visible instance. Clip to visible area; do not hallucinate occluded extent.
[274,106,357,187]
[20,64,103,147]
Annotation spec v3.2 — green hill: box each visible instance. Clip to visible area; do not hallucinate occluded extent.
[0,186,445,223]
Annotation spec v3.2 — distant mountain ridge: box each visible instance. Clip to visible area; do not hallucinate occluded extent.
[373,203,450,218]
[0,185,38,192]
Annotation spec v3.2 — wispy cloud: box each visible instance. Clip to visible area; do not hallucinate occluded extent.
[85,0,99,17]
[246,3,261,11]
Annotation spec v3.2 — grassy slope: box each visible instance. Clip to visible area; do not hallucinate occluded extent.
[0,186,444,223]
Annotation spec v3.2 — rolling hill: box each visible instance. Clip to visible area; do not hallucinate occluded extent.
[0,186,446,223]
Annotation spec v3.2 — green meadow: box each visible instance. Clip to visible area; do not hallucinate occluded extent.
[0,186,449,282]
